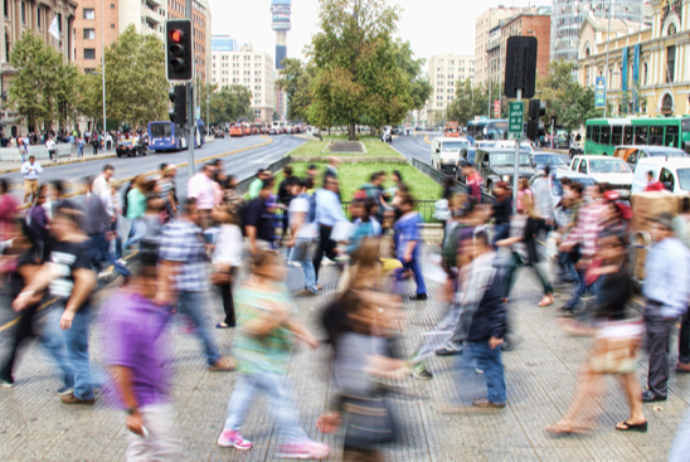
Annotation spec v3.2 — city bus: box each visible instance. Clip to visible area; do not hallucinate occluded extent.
[444,121,460,137]
[466,118,508,141]
[148,121,201,152]
[584,116,690,156]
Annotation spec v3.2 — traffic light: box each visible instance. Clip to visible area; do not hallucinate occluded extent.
[504,36,538,99]
[526,99,546,142]
[528,99,546,119]
[169,85,187,125]
[165,19,193,82]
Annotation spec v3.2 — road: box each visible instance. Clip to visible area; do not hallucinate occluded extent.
[1,135,306,199]
[391,131,441,163]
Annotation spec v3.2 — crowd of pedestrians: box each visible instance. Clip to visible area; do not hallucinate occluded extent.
[2,157,690,461]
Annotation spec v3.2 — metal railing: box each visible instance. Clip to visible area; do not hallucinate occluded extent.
[411,157,494,204]
[237,155,292,195]
[341,199,440,223]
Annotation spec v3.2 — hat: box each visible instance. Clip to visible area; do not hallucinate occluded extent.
[650,212,674,230]
[603,190,620,202]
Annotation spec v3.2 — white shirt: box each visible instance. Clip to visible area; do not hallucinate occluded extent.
[20,161,42,180]
[289,196,316,239]
[92,174,109,198]
[46,139,56,150]
[187,172,215,210]
[212,224,243,267]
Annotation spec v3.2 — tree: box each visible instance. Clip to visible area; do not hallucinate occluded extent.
[393,39,432,111]
[311,0,416,140]
[8,32,79,132]
[275,57,314,122]
[74,72,104,127]
[207,84,253,125]
[103,25,168,127]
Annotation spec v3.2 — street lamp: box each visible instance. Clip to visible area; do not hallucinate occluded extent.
[604,0,613,118]
[101,0,106,132]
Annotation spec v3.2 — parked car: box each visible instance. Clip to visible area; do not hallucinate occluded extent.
[570,155,633,199]
[116,139,148,158]
[613,145,687,171]
[430,136,472,174]
[529,169,598,227]
[214,130,225,138]
[532,152,570,172]
[632,157,690,195]
[473,148,536,190]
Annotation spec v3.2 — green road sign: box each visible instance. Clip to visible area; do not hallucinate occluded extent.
[508,101,524,135]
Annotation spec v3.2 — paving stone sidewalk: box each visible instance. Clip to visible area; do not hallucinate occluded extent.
[0,251,688,461]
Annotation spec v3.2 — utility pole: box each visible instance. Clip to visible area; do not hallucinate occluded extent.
[604,0,612,118]
[186,0,195,180]
[101,0,106,132]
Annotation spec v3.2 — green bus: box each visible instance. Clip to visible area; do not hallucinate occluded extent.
[584,116,690,156]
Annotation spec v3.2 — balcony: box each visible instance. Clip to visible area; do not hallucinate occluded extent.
[143,3,164,23]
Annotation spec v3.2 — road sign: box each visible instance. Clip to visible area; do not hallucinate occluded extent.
[595,77,606,108]
[493,100,501,118]
[508,101,524,136]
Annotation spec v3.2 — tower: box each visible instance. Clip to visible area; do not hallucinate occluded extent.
[271,0,291,120]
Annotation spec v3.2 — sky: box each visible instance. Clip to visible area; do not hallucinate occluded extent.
[208,0,552,66]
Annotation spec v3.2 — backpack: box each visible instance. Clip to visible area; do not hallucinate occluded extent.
[238,200,253,237]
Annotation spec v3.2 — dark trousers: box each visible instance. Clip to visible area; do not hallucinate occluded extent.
[491,223,510,249]
[87,233,130,277]
[679,312,690,365]
[645,301,676,398]
[217,268,236,326]
[313,225,337,281]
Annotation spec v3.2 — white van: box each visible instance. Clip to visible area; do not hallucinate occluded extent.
[430,136,472,173]
[633,157,690,194]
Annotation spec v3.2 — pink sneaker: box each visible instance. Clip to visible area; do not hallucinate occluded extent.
[277,440,330,459]
[217,430,253,450]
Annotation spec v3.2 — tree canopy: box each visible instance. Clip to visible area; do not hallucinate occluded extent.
[206,84,253,126]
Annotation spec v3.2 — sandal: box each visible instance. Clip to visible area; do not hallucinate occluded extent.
[215,322,233,329]
[539,295,554,307]
[545,422,588,436]
[615,421,648,433]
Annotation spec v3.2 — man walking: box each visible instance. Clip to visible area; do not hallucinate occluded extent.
[187,164,216,229]
[313,176,347,285]
[244,178,277,254]
[92,164,115,197]
[641,213,690,402]
[158,199,234,372]
[21,155,42,203]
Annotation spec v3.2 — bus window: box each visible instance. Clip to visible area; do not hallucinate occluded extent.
[650,126,664,146]
[623,126,633,145]
[592,125,600,143]
[634,125,648,145]
[612,125,623,146]
[586,125,592,141]
[665,125,679,147]
[600,125,611,145]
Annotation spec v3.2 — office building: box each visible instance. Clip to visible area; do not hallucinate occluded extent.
[212,34,238,52]
[427,53,474,122]
[474,6,521,86]
[211,44,275,122]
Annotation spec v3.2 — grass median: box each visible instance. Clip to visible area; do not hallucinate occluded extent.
[273,161,441,201]
[287,139,402,158]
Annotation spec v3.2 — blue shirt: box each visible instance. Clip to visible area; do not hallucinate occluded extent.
[644,237,690,319]
[314,189,347,227]
[394,212,423,260]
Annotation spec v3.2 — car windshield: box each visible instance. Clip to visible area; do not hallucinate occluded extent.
[678,168,690,191]
[442,141,469,151]
[552,177,596,196]
[649,151,686,158]
[491,153,532,166]
[534,155,567,166]
[588,159,631,173]
[150,123,172,138]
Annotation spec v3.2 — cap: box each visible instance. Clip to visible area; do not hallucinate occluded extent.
[603,190,620,202]
[650,212,674,230]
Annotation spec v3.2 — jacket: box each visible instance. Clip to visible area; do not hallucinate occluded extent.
[467,261,506,342]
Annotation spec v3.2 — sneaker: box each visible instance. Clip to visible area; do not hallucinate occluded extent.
[60,392,95,405]
[410,293,428,301]
[288,261,302,268]
[277,440,330,459]
[472,398,506,409]
[1,378,14,388]
[56,385,74,395]
[208,356,236,372]
[217,430,253,450]
[412,367,433,381]
[435,347,462,356]
[321,257,335,267]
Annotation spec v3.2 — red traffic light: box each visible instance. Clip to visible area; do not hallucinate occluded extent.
[169,29,183,43]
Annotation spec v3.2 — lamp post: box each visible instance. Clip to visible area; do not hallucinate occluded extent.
[101,0,106,132]
[604,0,613,118]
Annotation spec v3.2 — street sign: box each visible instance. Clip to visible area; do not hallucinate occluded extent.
[493,100,501,118]
[595,77,606,108]
[508,101,524,136]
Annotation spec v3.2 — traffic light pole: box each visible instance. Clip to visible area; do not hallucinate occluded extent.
[513,88,521,215]
[186,0,195,181]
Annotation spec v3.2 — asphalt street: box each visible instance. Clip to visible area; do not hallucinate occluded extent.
[391,131,441,163]
[1,135,305,200]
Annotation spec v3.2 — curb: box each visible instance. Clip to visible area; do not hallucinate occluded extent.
[0,152,118,174]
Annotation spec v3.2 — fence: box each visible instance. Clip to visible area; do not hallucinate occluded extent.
[0,143,75,162]
[236,155,292,195]
[410,157,493,203]
[341,200,439,223]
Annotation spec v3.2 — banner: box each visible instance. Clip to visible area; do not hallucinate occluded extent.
[621,46,628,92]
[493,100,500,118]
[595,77,606,108]
[49,16,60,40]
[632,44,640,113]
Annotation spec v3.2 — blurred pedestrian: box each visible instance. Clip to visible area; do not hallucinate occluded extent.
[102,242,180,460]
[157,198,235,372]
[286,179,319,296]
[313,176,347,285]
[92,164,115,197]
[26,188,49,256]
[394,194,427,300]
[248,169,270,199]
[46,135,57,162]
[0,179,18,242]
[156,163,178,222]
[21,155,42,203]
[672,197,690,373]
[187,164,216,229]
[124,175,148,252]
[13,204,98,405]
[640,213,690,403]
[244,178,277,254]
[491,181,512,247]
[278,165,299,245]
[216,250,329,459]
[211,198,243,328]
[77,135,85,158]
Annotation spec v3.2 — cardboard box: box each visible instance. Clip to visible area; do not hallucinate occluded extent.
[631,191,680,219]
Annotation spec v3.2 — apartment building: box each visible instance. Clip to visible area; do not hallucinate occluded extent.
[72,0,118,73]
[0,0,77,135]
[474,6,520,86]
[427,53,474,121]
[211,44,275,122]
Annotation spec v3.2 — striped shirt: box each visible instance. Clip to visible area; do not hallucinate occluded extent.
[159,219,209,292]
[562,201,607,258]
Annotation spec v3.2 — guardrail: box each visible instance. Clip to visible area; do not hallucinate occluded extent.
[410,157,494,204]
[341,199,439,223]
[0,143,77,162]
[236,155,292,195]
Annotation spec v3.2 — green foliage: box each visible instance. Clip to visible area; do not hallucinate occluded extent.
[207,84,252,125]
[74,71,104,124]
[8,32,80,131]
[275,58,315,122]
[102,25,168,127]
[447,79,503,125]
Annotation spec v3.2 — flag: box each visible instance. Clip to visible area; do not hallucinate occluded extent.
[49,16,60,40]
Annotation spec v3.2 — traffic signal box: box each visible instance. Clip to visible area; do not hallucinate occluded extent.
[169,85,187,125]
[165,19,194,82]
[527,99,546,141]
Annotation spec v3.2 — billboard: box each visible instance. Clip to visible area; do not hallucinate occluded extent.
[595,77,606,109]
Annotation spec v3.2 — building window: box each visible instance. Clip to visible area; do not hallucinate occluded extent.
[37,8,41,28]
[83,29,95,40]
[57,13,62,32]
[666,46,676,83]
[84,49,96,60]
[84,8,95,20]
[111,24,115,29]
[21,2,25,24]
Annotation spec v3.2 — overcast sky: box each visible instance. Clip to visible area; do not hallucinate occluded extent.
[208,0,552,66]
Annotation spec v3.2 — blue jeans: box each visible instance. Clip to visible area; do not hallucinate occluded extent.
[557,251,578,282]
[454,340,506,405]
[294,239,317,293]
[670,405,690,462]
[223,371,309,443]
[87,233,131,277]
[60,306,94,400]
[176,291,220,366]
[124,218,147,251]
[491,223,510,249]
[564,269,596,310]
[396,257,427,295]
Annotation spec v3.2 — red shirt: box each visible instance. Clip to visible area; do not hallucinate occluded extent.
[644,181,665,192]
[467,172,483,200]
